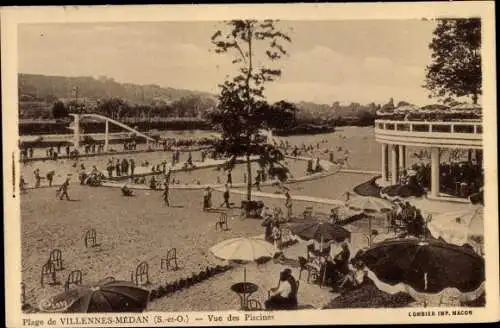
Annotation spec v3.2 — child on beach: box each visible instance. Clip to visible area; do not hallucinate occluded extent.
[220,184,230,208]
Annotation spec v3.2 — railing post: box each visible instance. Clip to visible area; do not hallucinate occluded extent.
[451,124,454,134]
[474,125,477,134]
[104,120,109,152]
[429,124,433,133]
[409,123,413,132]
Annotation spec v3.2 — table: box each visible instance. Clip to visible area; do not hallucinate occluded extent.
[230,282,258,310]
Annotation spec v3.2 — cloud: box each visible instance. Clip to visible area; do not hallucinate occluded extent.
[18,22,433,105]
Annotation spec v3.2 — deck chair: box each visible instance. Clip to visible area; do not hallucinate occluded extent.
[298,256,320,285]
[247,299,263,311]
[65,270,83,291]
[41,260,57,287]
[215,213,229,231]
[161,248,179,271]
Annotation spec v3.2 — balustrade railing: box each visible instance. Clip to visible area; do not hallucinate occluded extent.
[375,120,482,135]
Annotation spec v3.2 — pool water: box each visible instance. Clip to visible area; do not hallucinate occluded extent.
[21,150,312,187]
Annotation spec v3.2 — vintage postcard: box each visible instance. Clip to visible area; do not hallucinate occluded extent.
[2,2,499,327]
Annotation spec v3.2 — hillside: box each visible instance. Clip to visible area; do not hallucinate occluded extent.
[18,73,216,104]
[18,73,394,128]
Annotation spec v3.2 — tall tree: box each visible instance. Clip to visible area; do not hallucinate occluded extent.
[424,18,481,104]
[210,20,291,202]
[267,100,298,131]
[381,97,395,110]
[96,98,130,120]
[52,100,69,119]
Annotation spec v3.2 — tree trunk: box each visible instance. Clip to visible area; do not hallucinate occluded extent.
[246,153,252,201]
[245,22,254,203]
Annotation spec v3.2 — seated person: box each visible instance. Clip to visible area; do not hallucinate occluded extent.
[271,222,282,250]
[306,242,319,259]
[338,258,368,290]
[261,216,275,243]
[321,240,350,288]
[261,206,272,220]
[329,208,340,224]
[265,268,299,310]
[121,184,133,196]
[149,177,157,190]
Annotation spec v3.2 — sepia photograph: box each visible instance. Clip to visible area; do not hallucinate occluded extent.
[2,3,498,326]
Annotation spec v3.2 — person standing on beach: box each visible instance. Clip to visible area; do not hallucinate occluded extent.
[285,191,292,220]
[254,174,261,191]
[106,161,114,178]
[203,187,213,211]
[46,170,55,187]
[115,159,121,176]
[163,181,170,207]
[20,176,27,193]
[121,158,129,176]
[227,170,232,187]
[34,168,41,188]
[344,191,351,203]
[130,159,135,177]
[57,177,71,200]
[220,184,230,208]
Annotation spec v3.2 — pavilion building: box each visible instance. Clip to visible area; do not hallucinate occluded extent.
[374,118,483,200]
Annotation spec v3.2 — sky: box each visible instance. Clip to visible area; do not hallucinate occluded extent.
[18,20,438,105]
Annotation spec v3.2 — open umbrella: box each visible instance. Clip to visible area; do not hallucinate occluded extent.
[469,190,484,205]
[380,184,425,201]
[290,220,351,245]
[356,238,485,295]
[39,278,150,313]
[347,196,393,213]
[323,280,415,309]
[427,207,484,251]
[209,237,276,284]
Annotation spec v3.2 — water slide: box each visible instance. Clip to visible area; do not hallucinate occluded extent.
[68,113,156,143]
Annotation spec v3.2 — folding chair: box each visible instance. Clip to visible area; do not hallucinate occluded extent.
[247,299,263,311]
[49,249,63,271]
[298,256,320,285]
[41,260,57,287]
[161,248,179,271]
[215,213,229,231]
[65,270,83,291]
[132,261,150,286]
[84,229,97,248]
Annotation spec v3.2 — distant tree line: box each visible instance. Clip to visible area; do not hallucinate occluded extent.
[19,94,403,134]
